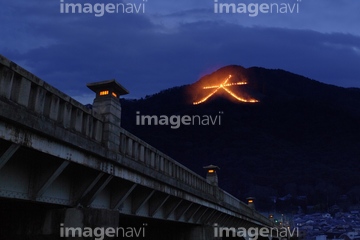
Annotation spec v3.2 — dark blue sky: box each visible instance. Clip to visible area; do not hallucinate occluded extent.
[1,0,360,104]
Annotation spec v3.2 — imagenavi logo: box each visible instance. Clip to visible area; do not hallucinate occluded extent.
[213,224,300,239]
[60,223,147,239]
[135,111,224,129]
[59,0,148,17]
[214,0,301,16]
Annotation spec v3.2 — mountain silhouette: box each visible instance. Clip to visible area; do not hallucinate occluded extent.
[120,66,360,212]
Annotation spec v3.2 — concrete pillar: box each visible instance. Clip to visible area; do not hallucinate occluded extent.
[0,65,14,99]
[187,225,217,240]
[17,77,31,107]
[247,197,256,210]
[0,201,119,240]
[87,80,129,152]
[203,165,220,186]
[42,208,119,239]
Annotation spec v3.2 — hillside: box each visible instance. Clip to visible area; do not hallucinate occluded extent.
[120,66,360,212]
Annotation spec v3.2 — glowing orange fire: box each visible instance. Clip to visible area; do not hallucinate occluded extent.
[193,75,259,105]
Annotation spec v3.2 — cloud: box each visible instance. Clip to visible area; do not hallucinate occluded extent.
[1,0,359,103]
[150,0,360,36]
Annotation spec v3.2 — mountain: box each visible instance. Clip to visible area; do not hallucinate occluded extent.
[120,66,360,212]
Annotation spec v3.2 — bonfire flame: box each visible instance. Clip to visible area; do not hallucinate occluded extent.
[193,75,259,105]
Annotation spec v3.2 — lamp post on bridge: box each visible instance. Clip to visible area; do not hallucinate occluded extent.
[87,79,129,151]
[247,197,256,210]
[203,165,220,186]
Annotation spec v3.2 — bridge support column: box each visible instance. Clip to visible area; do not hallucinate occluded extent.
[0,200,119,239]
[42,208,119,239]
[187,225,216,240]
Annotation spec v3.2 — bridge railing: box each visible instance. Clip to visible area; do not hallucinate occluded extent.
[118,128,271,225]
[118,128,215,195]
[0,55,105,144]
[222,190,272,224]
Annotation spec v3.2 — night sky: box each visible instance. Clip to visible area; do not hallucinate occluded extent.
[1,0,360,104]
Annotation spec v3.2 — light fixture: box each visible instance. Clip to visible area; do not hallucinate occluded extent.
[100,90,109,96]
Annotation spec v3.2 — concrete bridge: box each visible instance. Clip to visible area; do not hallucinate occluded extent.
[0,55,276,239]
